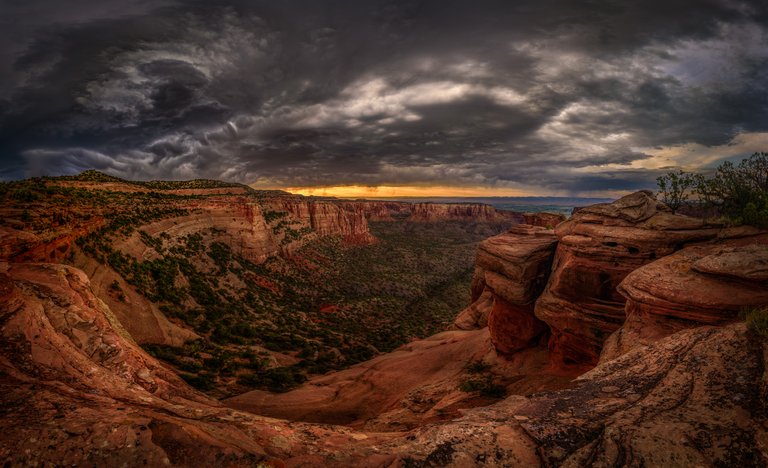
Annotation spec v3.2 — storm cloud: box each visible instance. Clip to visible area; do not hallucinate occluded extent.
[1,0,768,195]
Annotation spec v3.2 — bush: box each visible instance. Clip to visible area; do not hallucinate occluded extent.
[459,375,506,398]
[180,372,216,391]
[656,170,696,213]
[743,306,768,337]
[465,360,491,374]
[660,152,768,227]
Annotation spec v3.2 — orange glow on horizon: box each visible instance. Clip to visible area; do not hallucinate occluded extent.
[272,185,533,198]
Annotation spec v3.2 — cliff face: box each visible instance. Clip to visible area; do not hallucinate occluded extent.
[533,191,722,367]
[271,197,376,244]
[462,190,766,373]
[409,202,510,223]
[341,200,566,226]
[602,236,768,361]
[455,225,557,355]
[522,211,563,228]
[339,200,412,221]
[0,219,106,264]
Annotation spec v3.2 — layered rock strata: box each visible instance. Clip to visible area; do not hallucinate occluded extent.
[455,225,558,355]
[534,191,722,367]
[341,200,566,227]
[602,236,768,360]
[271,197,375,244]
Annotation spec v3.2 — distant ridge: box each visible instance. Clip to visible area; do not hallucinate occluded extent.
[55,169,250,191]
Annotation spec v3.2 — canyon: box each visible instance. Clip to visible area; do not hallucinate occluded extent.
[1,174,767,466]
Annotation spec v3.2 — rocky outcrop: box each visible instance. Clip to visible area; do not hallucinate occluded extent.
[453,288,494,329]
[534,191,722,368]
[0,226,41,259]
[380,323,767,467]
[0,262,207,402]
[602,236,768,360]
[455,225,557,355]
[3,262,765,466]
[523,211,564,228]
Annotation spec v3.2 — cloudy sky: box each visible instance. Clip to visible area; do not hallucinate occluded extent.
[0,0,767,196]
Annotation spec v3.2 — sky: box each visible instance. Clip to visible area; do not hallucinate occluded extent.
[0,0,767,197]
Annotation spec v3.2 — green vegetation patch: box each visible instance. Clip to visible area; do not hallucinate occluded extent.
[743,306,768,337]
[657,152,768,226]
[84,217,501,396]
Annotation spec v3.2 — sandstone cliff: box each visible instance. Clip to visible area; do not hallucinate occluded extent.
[602,236,768,360]
[270,197,376,245]
[454,225,557,356]
[409,202,511,223]
[534,190,722,367]
[341,199,566,226]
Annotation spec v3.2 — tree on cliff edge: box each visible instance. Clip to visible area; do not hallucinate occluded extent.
[656,170,695,213]
[657,152,768,227]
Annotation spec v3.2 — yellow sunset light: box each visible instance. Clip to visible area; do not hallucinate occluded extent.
[281,185,533,198]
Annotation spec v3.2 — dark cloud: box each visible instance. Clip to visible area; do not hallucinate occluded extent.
[1,0,768,194]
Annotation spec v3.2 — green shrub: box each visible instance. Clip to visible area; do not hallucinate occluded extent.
[466,360,491,374]
[180,372,216,391]
[459,375,506,398]
[743,306,768,337]
[656,170,696,214]
[660,152,768,226]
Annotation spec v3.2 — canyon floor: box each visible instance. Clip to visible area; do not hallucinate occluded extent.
[1,172,767,467]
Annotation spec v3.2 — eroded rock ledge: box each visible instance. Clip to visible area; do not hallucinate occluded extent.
[602,237,768,361]
[534,190,723,367]
[455,225,557,355]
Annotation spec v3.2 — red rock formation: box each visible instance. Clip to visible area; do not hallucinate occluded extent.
[0,261,396,466]
[0,226,40,259]
[2,260,767,466]
[455,225,557,355]
[409,202,508,222]
[534,191,722,368]
[602,235,768,360]
[271,197,376,244]
[453,288,494,329]
[523,211,565,228]
[341,199,561,226]
[340,200,413,221]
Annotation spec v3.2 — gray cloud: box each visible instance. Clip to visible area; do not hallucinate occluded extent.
[1,0,768,195]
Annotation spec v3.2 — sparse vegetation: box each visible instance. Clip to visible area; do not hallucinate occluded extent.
[459,360,506,398]
[93,220,494,396]
[743,306,768,337]
[3,171,507,397]
[657,152,768,226]
[459,375,506,398]
[656,170,696,213]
